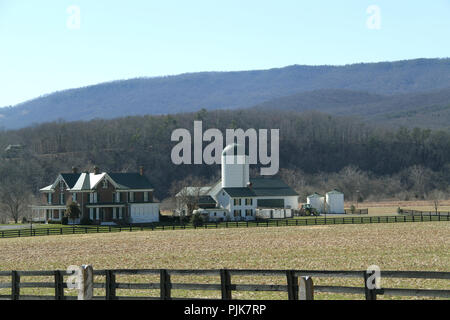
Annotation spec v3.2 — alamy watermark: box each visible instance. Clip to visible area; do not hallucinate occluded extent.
[366,265,381,289]
[171,121,279,175]
[366,5,381,30]
[66,5,81,30]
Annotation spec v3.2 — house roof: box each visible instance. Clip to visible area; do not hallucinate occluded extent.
[61,173,82,189]
[42,171,153,192]
[108,173,153,189]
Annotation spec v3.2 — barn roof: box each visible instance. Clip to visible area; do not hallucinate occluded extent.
[221,177,298,197]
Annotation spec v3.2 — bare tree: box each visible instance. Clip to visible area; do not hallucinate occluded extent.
[429,189,445,214]
[0,178,32,224]
[170,175,207,222]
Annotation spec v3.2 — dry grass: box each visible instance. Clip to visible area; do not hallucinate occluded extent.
[0,221,449,300]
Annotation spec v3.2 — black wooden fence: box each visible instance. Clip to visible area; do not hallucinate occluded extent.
[1,213,449,239]
[401,209,450,216]
[344,208,369,215]
[0,268,448,300]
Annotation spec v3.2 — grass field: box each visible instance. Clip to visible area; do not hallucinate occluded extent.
[0,221,449,300]
[343,200,450,216]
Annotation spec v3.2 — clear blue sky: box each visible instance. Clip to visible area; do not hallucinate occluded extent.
[0,0,449,107]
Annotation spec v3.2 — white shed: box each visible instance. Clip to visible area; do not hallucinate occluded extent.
[307,193,325,213]
[325,190,344,214]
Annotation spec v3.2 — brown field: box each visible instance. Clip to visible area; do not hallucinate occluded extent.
[0,220,449,300]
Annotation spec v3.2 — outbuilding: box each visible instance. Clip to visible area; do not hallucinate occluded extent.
[325,189,344,214]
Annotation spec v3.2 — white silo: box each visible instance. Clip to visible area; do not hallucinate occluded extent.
[307,193,325,213]
[325,190,344,214]
[221,143,249,188]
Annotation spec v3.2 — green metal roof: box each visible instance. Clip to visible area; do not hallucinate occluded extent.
[108,173,153,189]
[198,195,216,205]
[250,177,298,197]
[222,177,298,198]
[60,173,81,188]
[223,187,256,197]
[257,198,285,208]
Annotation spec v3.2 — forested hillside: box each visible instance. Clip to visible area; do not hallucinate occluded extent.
[1,109,449,207]
[252,87,450,129]
[1,58,450,129]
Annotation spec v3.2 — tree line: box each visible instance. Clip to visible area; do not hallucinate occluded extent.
[0,109,449,222]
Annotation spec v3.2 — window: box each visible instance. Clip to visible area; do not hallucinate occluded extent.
[129,192,134,202]
[47,193,52,204]
[245,209,253,216]
[72,193,77,202]
[90,193,98,203]
[233,198,241,206]
[102,179,108,189]
[233,210,241,217]
[89,208,93,220]
[59,180,65,191]
[144,191,149,202]
[245,198,252,205]
[115,192,121,203]
[60,193,65,205]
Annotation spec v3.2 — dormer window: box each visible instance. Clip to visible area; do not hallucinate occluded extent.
[102,180,108,189]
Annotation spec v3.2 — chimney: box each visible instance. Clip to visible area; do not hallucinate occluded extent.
[139,166,144,176]
[93,166,99,175]
[72,166,78,174]
[246,182,253,189]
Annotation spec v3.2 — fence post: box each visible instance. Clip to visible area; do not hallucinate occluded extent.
[78,265,94,300]
[11,271,20,300]
[363,270,377,300]
[55,270,65,300]
[298,276,314,300]
[160,269,171,300]
[220,269,232,300]
[105,270,116,300]
[286,271,299,300]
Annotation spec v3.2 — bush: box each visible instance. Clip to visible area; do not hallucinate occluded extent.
[21,217,28,223]
[61,216,68,225]
[190,212,204,227]
[397,207,403,214]
[350,205,356,214]
[80,216,92,225]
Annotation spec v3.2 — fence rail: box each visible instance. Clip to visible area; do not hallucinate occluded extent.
[1,213,449,239]
[0,267,448,300]
[401,209,450,216]
[344,208,369,215]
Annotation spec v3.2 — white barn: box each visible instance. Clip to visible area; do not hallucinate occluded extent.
[195,143,299,221]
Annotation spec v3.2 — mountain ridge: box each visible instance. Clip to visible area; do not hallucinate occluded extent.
[1,58,450,129]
